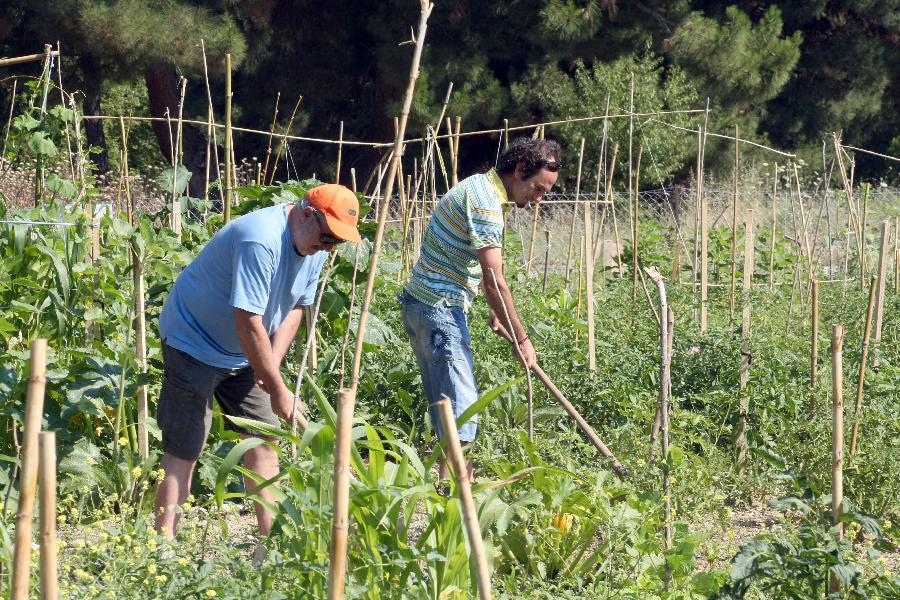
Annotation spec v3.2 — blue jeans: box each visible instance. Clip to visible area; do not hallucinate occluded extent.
[399,293,479,443]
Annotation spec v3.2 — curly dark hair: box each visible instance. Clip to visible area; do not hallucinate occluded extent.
[496,137,562,179]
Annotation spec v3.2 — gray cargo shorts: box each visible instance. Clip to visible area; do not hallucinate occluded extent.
[157,343,280,461]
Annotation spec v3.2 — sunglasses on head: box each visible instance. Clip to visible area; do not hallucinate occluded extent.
[313,210,345,246]
[540,158,561,172]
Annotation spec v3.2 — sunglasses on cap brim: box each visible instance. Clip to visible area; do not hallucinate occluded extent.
[313,210,345,245]
[541,159,561,172]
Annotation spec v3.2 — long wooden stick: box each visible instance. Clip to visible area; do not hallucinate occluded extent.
[769,163,777,292]
[829,323,844,594]
[792,162,814,284]
[526,202,540,276]
[487,268,534,440]
[644,267,672,587]
[326,389,357,600]
[631,145,642,305]
[592,144,619,267]
[650,309,674,450]
[871,221,890,366]
[541,229,551,294]
[564,138,586,285]
[349,2,433,394]
[38,431,57,600]
[729,125,739,321]
[810,280,818,411]
[12,339,48,600]
[584,186,596,371]
[492,324,627,477]
[435,398,492,599]
[849,275,877,457]
[738,211,754,470]
[223,53,233,223]
[132,245,149,458]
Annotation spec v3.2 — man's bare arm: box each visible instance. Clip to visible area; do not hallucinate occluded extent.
[477,246,536,367]
[233,308,295,420]
[270,306,305,367]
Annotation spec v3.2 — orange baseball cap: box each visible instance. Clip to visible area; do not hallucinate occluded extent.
[306,184,363,244]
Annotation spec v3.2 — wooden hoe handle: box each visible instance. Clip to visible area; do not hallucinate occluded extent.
[494,324,628,478]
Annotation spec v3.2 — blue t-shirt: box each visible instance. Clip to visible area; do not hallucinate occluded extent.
[159,204,327,369]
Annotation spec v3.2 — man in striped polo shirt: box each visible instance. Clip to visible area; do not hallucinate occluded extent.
[400,137,561,481]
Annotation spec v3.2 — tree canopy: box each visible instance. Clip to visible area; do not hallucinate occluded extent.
[1,0,897,188]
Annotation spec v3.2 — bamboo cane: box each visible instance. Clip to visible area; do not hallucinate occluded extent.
[700,154,709,333]
[584,184,596,371]
[737,211,754,471]
[349,2,433,394]
[452,116,461,187]
[223,53,233,223]
[12,339,48,600]
[691,131,701,298]
[38,431,57,600]
[199,40,222,205]
[810,280,818,411]
[435,398,492,599]
[860,184,869,289]
[849,275,877,458]
[132,245,149,458]
[1,79,17,167]
[894,216,899,294]
[829,323,844,594]
[564,138,586,286]
[261,92,280,182]
[269,95,303,185]
[728,125,739,322]
[335,121,344,184]
[542,229,551,294]
[592,144,619,267]
[631,145,642,305]
[170,78,187,222]
[0,50,60,67]
[769,163,777,292]
[526,202,540,276]
[627,72,634,242]
[792,163,814,285]
[326,389,356,600]
[871,221,890,368]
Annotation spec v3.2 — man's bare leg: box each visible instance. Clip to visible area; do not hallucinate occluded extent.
[154,453,197,540]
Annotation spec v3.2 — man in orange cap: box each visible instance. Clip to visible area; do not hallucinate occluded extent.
[154,183,362,540]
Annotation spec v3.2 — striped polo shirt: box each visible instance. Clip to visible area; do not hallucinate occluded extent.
[405,169,508,308]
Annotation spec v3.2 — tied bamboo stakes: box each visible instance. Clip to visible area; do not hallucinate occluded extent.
[326,389,356,600]
[435,397,493,600]
[12,339,48,600]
